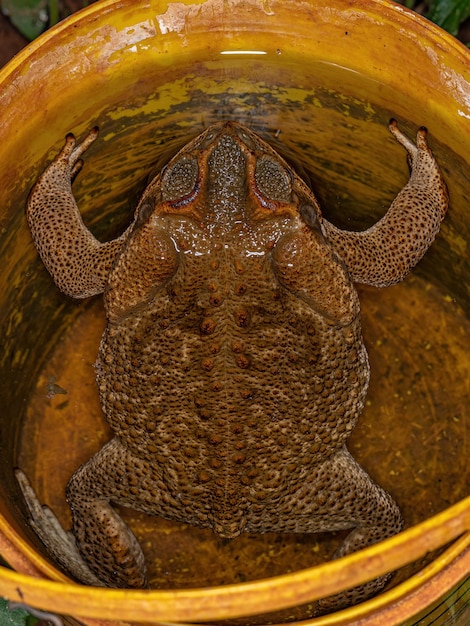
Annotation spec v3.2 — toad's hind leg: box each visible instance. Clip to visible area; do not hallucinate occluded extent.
[319,448,403,611]
[65,438,151,588]
[261,446,403,612]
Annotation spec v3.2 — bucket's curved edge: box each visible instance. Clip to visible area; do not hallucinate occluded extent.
[0,495,468,623]
[137,539,469,626]
[284,533,470,626]
[0,512,69,582]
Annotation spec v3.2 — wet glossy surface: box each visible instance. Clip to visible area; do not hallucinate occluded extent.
[0,0,469,623]
[18,276,469,611]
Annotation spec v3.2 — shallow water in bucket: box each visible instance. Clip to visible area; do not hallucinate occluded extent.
[18,276,469,613]
[1,6,469,622]
[15,72,470,622]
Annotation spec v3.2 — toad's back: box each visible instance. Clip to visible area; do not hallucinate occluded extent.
[94,125,369,537]
[98,224,368,536]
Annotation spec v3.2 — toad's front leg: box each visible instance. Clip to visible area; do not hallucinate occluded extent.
[27,129,128,299]
[322,121,448,287]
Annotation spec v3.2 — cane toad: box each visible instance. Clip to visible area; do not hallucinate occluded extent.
[19,120,448,610]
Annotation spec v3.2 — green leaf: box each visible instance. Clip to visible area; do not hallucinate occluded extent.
[0,598,37,626]
[427,0,470,35]
[1,0,48,40]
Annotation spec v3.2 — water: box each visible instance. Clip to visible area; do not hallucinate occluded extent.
[8,54,470,622]
[18,273,469,612]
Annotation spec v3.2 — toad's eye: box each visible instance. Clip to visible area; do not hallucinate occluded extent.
[255,156,292,203]
[161,156,199,202]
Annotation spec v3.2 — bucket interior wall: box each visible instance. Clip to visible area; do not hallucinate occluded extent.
[0,0,468,621]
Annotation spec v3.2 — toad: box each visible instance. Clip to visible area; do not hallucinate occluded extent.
[17,119,448,610]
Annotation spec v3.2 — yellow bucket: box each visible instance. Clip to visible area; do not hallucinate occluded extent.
[0,0,468,624]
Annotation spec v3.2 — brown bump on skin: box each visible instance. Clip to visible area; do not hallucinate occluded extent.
[240,388,253,399]
[236,283,248,296]
[198,471,211,483]
[207,433,224,446]
[128,473,138,486]
[236,309,251,327]
[311,442,322,454]
[210,294,224,307]
[194,396,205,408]
[308,352,318,365]
[210,343,221,354]
[198,409,212,420]
[200,318,216,334]
[201,357,214,371]
[178,238,190,251]
[231,341,244,353]
[210,458,222,469]
[237,354,251,369]
[212,381,223,392]
[233,453,246,464]
[241,475,252,486]
[210,260,219,271]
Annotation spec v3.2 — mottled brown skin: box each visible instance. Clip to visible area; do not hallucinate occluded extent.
[22,120,448,609]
